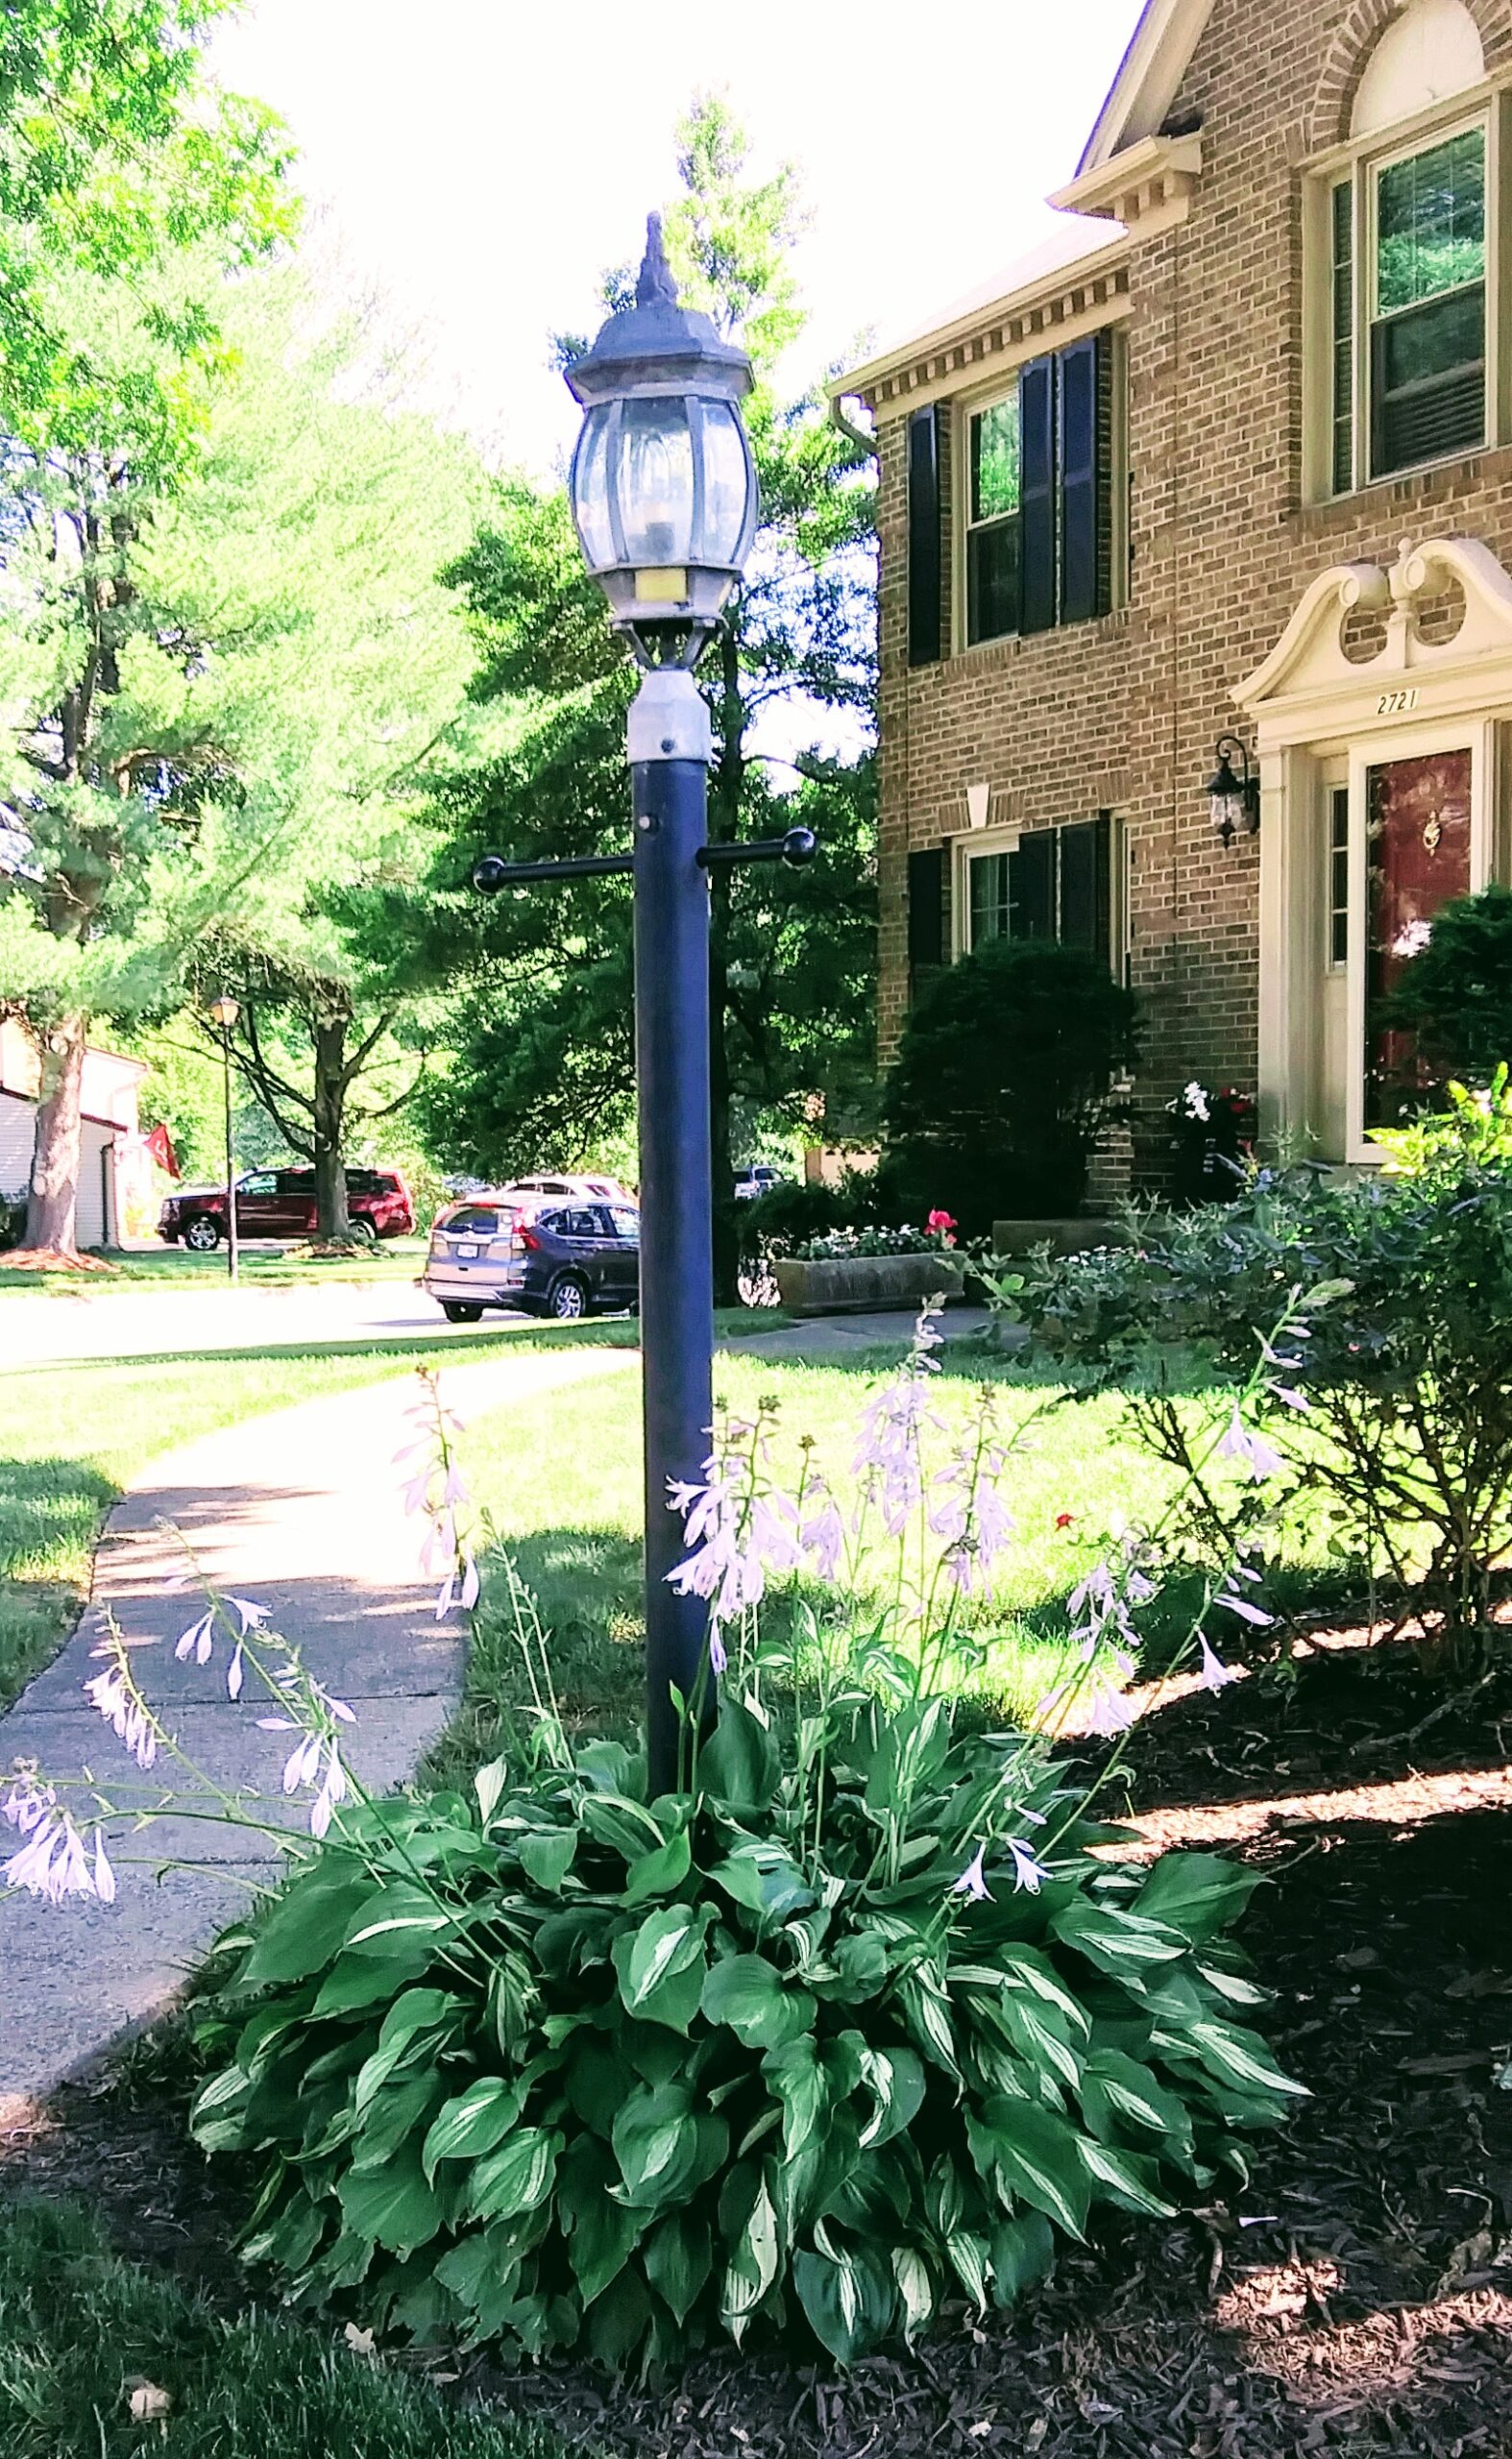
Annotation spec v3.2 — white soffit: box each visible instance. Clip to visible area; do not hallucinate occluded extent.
[1077,0,1215,175]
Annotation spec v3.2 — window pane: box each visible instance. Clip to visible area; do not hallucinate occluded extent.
[1372,281,1484,472]
[966,515,1019,644]
[968,852,1012,946]
[970,397,1019,523]
[1332,180,1354,496]
[1376,129,1484,314]
[1329,788,1350,968]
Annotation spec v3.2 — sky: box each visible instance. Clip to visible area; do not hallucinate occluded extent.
[212,0,1148,480]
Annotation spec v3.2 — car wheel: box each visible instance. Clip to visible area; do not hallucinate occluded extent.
[183,1215,221,1254]
[547,1274,588,1322]
[441,1301,484,1324]
[346,1216,377,1246]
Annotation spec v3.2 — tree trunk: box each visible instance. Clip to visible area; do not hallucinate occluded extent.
[707,623,744,1307]
[23,1017,88,1256]
[311,1015,352,1241]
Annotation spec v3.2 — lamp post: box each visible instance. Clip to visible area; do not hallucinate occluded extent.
[207,994,240,1285]
[472,215,811,1795]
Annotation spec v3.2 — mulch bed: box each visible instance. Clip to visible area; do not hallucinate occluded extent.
[5,1646,1511,2459]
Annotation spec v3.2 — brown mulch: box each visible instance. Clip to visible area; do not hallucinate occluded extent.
[0,1246,120,1273]
[4,1650,1512,2459]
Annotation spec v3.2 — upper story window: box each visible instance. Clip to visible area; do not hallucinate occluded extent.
[959,331,1123,648]
[1316,0,1495,495]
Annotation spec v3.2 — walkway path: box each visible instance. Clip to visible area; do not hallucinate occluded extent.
[0,1343,634,2114]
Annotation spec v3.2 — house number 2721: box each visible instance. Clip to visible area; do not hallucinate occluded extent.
[1376,689,1419,716]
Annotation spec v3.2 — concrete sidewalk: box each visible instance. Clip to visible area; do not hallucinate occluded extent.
[0,1343,634,2112]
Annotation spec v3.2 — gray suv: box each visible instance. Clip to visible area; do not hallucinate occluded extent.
[423,1196,639,1323]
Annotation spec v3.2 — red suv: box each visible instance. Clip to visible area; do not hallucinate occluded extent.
[159,1165,414,1252]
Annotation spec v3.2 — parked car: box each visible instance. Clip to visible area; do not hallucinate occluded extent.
[159,1165,414,1252]
[733,1164,785,1200]
[423,1194,639,1323]
[504,1173,636,1205]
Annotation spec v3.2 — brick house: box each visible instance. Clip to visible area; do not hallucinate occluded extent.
[834,0,1512,1174]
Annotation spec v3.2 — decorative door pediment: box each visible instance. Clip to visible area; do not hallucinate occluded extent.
[1235,535,1512,720]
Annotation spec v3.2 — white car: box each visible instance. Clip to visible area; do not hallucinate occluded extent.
[503,1173,635,1205]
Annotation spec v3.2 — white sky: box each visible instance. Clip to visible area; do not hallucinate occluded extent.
[212,0,1147,479]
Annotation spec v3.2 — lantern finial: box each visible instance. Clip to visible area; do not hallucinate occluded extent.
[636,213,678,310]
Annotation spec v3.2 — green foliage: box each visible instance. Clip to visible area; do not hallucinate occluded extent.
[1383,884,1512,1086]
[1012,1160,1512,1656]
[883,941,1140,1232]
[193,1695,1294,2371]
[0,2198,556,2459]
[1373,1064,1512,1176]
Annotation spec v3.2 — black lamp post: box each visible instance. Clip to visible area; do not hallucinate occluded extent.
[472,216,813,1795]
[1207,735,1260,848]
[207,993,240,1285]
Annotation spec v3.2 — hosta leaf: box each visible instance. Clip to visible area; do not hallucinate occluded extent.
[898,1972,962,2082]
[1050,1898,1187,1978]
[347,2074,443,2171]
[1135,1852,1263,1943]
[891,2244,938,2340]
[763,2034,829,2160]
[434,2226,524,2342]
[422,2076,525,2180]
[793,2240,897,2365]
[518,1827,578,1892]
[580,1792,666,1861]
[466,2125,561,2222]
[1080,2136,1177,2215]
[336,2145,442,2254]
[996,1944,1093,2036]
[586,2267,652,2371]
[944,2228,989,2312]
[855,2044,927,2149]
[311,1938,434,2015]
[644,2210,712,2325]
[624,1827,692,1903]
[1080,2048,1194,2155]
[612,2080,699,2207]
[1183,2018,1308,2102]
[238,1859,372,1986]
[561,2138,644,2303]
[190,2065,252,2153]
[613,1904,710,2033]
[720,2173,781,2344]
[978,2098,1092,2239]
[699,1697,779,1812]
[989,2209,1056,2305]
[1195,1958,1269,2008]
[344,1885,461,1950]
[701,1953,816,2051]
[710,1839,817,1922]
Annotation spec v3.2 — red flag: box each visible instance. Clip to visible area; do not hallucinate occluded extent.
[145,1121,181,1179]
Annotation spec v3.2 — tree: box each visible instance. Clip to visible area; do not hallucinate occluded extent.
[1,254,483,1251]
[0,6,292,1258]
[412,96,877,1297]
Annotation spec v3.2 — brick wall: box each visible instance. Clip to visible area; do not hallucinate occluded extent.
[872,0,1512,1181]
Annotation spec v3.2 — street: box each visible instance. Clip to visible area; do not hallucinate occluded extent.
[0,1275,530,1372]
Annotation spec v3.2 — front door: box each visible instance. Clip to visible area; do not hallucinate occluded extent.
[1364,750,1472,1131]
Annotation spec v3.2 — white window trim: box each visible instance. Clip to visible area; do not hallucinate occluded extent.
[950,816,1129,967]
[952,823,1021,957]
[1305,90,1502,501]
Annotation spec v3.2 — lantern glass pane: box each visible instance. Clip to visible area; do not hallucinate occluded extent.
[617,397,695,568]
[698,398,751,564]
[571,404,616,572]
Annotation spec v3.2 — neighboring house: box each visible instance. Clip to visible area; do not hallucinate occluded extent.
[834,0,1512,1171]
[0,1020,150,1247]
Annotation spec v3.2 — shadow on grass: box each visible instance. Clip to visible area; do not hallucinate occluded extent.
[0,1452,118,1708]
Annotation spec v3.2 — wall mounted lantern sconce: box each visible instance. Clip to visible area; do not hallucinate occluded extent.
[1207,735,1259,848]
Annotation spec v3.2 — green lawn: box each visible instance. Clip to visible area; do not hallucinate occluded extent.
[0,1319,635,1713]
[0,1236,430,1293]
[0,2201,557,2459]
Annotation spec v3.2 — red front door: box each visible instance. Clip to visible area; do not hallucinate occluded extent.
[1365,750,1472,1132]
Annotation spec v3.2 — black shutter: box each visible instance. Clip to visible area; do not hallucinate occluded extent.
[1017,355,1058,635]
[1011,830,1057,938]
[1058,815,1111,959]
[1059,333,1111,626]
[907,407,942,666]
[907,845,948,990]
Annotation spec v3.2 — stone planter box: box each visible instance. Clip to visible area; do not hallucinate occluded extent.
[988,1216,1136,1257]
[773,1253,967,1318]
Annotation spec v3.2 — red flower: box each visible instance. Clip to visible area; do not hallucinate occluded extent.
[926,1208,958,1247]
[1055,1511,1076,1530]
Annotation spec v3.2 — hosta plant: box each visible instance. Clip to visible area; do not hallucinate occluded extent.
[190,1683,1299,2370]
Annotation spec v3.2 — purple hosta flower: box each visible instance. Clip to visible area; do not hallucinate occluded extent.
[434,1546,480,1620]
[1068,1553,1154,1666]
[1085,1676,1135,1738]
[1267,1380,1310,1412]
[1215,1589,1275,1628]
[1007,1837,1049,1894]
[226,1643,244,1702]
[667,1458,770,1620]
[800,1493,846,1584]
[309,1741,348,1839]
[173,1593,268,1665]
[3,1803,110,1905]
[1197,1633,1240,1692]
[1216,1408,1285,1484]
[4,1776,54,1836]
[280,1731,322,1795]
[420,1509,457,1579]
[708,1629,728,1679]
[951,1843,991,1902]
[84,1662,158,1770]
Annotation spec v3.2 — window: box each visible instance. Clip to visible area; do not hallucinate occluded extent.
[962,332,1119,646]
[960,816,1114,958]
[1327,118,1490,488]
[907,406,944,665]
[606,1205,640,1239]
[1328,787,1350,968]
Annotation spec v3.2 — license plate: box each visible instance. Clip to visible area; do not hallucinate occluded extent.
[453,1240,478,1257]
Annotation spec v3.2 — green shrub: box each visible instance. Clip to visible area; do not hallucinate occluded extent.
[1384,884,1512,1085]
[881,941,1139,1233]
[1010,1159,1512,1659]
[191,1702,1295,2372]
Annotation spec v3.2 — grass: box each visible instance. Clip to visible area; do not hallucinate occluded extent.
[0,2200,557,2459]
[0,1236,431,1293]
[0,1318,638,1713]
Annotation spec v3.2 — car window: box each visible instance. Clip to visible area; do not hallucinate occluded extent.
[277,1170,312,1194]
[561,1208,597,1238]
[607,1206,640,1239]
[441,1205,504,1237]
[238,1172,276,1196]
[536,1209,566,1235]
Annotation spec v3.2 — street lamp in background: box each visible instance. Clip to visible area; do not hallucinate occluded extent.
[207,994,240,1286]
[473,215,813,1793]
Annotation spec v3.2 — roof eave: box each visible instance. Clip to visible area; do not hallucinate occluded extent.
[1076,0,1214,174]
[829,229,1131,408]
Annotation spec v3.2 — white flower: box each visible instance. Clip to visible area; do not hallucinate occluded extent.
[174,1609,214,1665]
[84,1664,157,1770]
[1086,1678,1134,1737]
[951,1843,991,1902]
[1215,1590,1274,1628]
[1216,1407,1284,1483]
[1008,1838,1049,1893]
[1198,1633,1239,1692]
[93,1830,116,1903]
[226,1644,244,1702]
